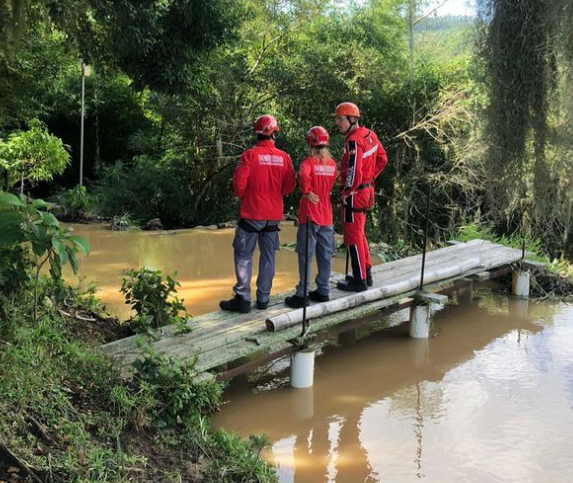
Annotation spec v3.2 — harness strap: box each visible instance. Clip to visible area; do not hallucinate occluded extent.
[355,181,373,191]
[238,219,281,233]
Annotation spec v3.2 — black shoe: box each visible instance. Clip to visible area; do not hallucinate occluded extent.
[219,294,251,313]
[285,295,308,308]
[337,279,368,292]
[309,290,329,302]
[256,300,268,310]
[345,268,373,287]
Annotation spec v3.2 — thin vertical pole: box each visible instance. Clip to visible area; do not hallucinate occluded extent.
[79,61,86,187]
[301,215,311,337]
[419,184,432,291]
[521,207,526,260]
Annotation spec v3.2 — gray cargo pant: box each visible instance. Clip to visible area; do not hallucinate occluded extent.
[233,219,280,303]
[295,222,334,298]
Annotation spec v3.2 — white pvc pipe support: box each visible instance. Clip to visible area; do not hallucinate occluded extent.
[512,270,530,298]
[290,348,315,388]
[457,283,473,305]
[410,304,430,339]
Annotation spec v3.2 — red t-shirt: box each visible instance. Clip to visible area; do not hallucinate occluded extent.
[297,156,337,226]
[232,140,296,220]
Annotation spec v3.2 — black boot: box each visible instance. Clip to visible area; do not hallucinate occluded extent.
[309,290,329,302]
[337,278,368,292]
[285,294,308,308]
[345,267,373,287]
[256,300,268,310]
[219,294,251,313]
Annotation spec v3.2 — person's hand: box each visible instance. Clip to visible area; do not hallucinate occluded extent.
[305,192,320,204]
[341,187,355,205]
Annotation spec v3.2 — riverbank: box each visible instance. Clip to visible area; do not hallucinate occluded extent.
[0,283,278,483]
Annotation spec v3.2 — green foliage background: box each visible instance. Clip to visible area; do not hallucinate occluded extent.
[1,0,572,257]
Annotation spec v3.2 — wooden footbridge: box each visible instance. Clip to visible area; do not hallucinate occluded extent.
[101,239,534,380]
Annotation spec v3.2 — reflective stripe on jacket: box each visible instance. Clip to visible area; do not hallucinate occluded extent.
[339,126,388,208]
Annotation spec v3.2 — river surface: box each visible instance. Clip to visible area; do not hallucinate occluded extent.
[64,223,348,318]
[212,294,573,482]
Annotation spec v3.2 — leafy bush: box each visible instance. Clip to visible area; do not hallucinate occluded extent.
[110,213,137,230]
[0,119,70,191]
[203,430,277,483]
[132,349,222,430]
[0,192,90,322]
[120,267,189,336]
[50,185,92,215]
[0,245,33,296]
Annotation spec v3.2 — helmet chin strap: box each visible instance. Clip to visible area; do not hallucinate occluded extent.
[342,116,357,135]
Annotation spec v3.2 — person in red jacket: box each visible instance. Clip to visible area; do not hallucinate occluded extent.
[335,102,388,292]
[285,126,337,308]
[220,114,296,313]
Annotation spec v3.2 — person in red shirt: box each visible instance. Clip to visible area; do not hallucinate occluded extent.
[285,126,337,308]
[335,102,388,292]
[220,115,296,313]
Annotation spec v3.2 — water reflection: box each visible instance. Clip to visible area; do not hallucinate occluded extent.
[63,223,347,318]
[213,297,573,482]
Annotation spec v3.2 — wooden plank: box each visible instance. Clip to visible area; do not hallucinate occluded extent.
[414,291,448,304]
[173,245,514,356]
[266,256,482,331]
[144,246,487,358]
[194,270,478,373]
[104,240,526,371]
[102,240,478,357]
[520,259,546,270]
[121,247,514,365]
[468,271,492,281]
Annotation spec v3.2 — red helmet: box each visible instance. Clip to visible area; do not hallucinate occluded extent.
[335,102,360,118]
[254,115,280,135]
[306,126,330,147]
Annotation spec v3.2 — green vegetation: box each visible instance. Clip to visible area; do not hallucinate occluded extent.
[0,119,70,192]
[2,0,573,480]
[0,195,277,482]
[414,15,475,61]
[121,267,190,337]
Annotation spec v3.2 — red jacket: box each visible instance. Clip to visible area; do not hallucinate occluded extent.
[233,140,296,220]
[298,156,337,226]
[339,126,388,209]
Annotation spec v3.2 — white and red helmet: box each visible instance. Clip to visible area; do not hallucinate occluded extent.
[254,115,280,136]
[306,126,330,147]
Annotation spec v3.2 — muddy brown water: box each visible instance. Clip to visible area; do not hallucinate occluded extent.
[212,295,573,482]
[63,223,349,319]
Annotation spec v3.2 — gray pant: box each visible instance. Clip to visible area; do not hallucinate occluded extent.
[233,219,280,303]
[295,222,334,297]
